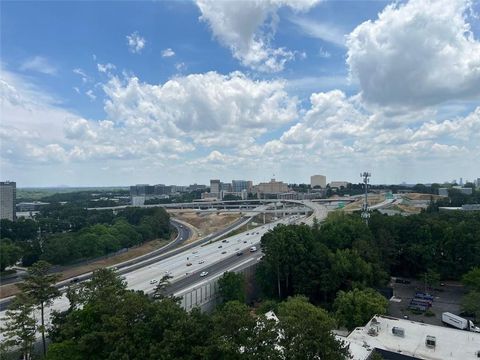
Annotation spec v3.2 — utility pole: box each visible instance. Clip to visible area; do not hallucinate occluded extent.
[361,172,371,225]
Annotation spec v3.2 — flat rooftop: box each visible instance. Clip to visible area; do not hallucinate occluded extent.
[341,315,480,360]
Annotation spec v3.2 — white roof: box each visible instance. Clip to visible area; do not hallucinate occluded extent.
[342,315,480,360]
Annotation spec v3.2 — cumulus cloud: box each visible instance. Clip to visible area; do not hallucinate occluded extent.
[346,0,480,109]
[102,71,298,147]
[249,89,480,171]
[126,31,146,53]
[196,0,320,72]
[161,48,175,57]
[20,56,57,75]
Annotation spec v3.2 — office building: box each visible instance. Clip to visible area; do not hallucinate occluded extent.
[254,179,289,198]
[310,175,326,188]
[329,181,349,189]
[232,180,251,193]
[210,179,220,195]
[0,181,16,221]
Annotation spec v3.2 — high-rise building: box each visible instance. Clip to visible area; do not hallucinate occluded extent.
[0,181,16,221]
[232,180,251,193]
[329,181,349,189]
[310,175,326,188]
[210,179,220,195]
[254,179,289,198]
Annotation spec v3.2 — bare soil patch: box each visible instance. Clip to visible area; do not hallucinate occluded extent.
[172,212,240,240]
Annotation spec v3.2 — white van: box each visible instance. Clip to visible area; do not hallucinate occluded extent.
[250,246,257,252]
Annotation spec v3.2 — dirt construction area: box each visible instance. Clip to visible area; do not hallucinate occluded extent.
[388,278,468,327]
[171,212,241,243]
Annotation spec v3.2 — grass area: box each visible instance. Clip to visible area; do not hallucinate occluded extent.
[0,237,171,299]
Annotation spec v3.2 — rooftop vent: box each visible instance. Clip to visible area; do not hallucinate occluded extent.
[392,326,405,337]
[425,335,436,348]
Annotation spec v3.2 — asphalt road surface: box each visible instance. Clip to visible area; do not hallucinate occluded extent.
[0,213,308,341]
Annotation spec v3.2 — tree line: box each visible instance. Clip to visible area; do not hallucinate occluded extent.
[0,207,171,269]
[257,210,480,307]
[2,266,352,360]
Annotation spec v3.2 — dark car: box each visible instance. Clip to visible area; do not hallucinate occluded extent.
[236,251,243,256]
[70,277,80,283]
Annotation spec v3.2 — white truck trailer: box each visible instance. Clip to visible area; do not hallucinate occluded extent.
[442,312,480,332]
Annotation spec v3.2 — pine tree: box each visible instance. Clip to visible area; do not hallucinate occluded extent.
[1,293,37,360]
[19,260,60,357]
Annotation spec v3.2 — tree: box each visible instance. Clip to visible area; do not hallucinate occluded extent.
[422,269,441,291]
[218,272,246,304]
[462,267,480,292]
[153,274,173,300]
[334,288,388,330]
[462,291,480,320]
[0,239,22,271]
[19,260,60,357]
[277,296,350,360]
[1,293,37,360]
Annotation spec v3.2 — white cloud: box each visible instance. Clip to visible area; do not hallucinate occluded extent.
[97,63,116,74]
[102,71,298,148]
[175,62,187,72]
[20,56,57,75]
[196,0,320,72]
[126,31,146,54]
[162,48,175,57]
[85,89,96,101]
[289,16,346,47]
[346,0,480,109]
[73,68,89,83]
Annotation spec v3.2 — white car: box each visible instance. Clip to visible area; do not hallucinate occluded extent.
[149,279,158,284]
[200,271,208,277]
[198,260,205,264]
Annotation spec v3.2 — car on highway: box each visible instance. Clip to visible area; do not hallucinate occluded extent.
[250,246,257,252]
[221,251,227,254]
[236,251,243,256]
[186,262,192,266]
[192,250,198,254]
[200,271,208,277]
[149,279,158,284]
[198,260,205,264]
[70,277,80,283]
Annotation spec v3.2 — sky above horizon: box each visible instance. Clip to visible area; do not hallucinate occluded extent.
[1,0,480,187]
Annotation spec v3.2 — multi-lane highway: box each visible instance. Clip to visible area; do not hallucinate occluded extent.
[0,210,312,341]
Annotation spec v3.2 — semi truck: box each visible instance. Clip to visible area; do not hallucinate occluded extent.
[442,312,480,332]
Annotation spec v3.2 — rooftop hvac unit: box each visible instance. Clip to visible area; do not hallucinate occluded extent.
[392,326,405,337]
[425,335,436,348]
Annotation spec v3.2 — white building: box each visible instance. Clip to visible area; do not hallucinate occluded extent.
[339,315,480,360]
[329,181,349,189]
[311,175,327,188]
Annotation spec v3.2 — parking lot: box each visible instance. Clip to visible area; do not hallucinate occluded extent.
[388,278,468,327]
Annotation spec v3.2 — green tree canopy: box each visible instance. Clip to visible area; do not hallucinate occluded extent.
[333,288,388,330]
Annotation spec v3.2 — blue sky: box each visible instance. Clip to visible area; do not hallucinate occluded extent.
[1,0,479,187]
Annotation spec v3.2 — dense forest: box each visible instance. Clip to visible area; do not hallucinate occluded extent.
[0,207,171,268]
[257,211,480,307]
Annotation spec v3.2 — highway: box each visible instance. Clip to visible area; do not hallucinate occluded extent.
[0,213,306,341]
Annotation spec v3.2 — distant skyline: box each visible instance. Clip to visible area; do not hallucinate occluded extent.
[1,0,479,187]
